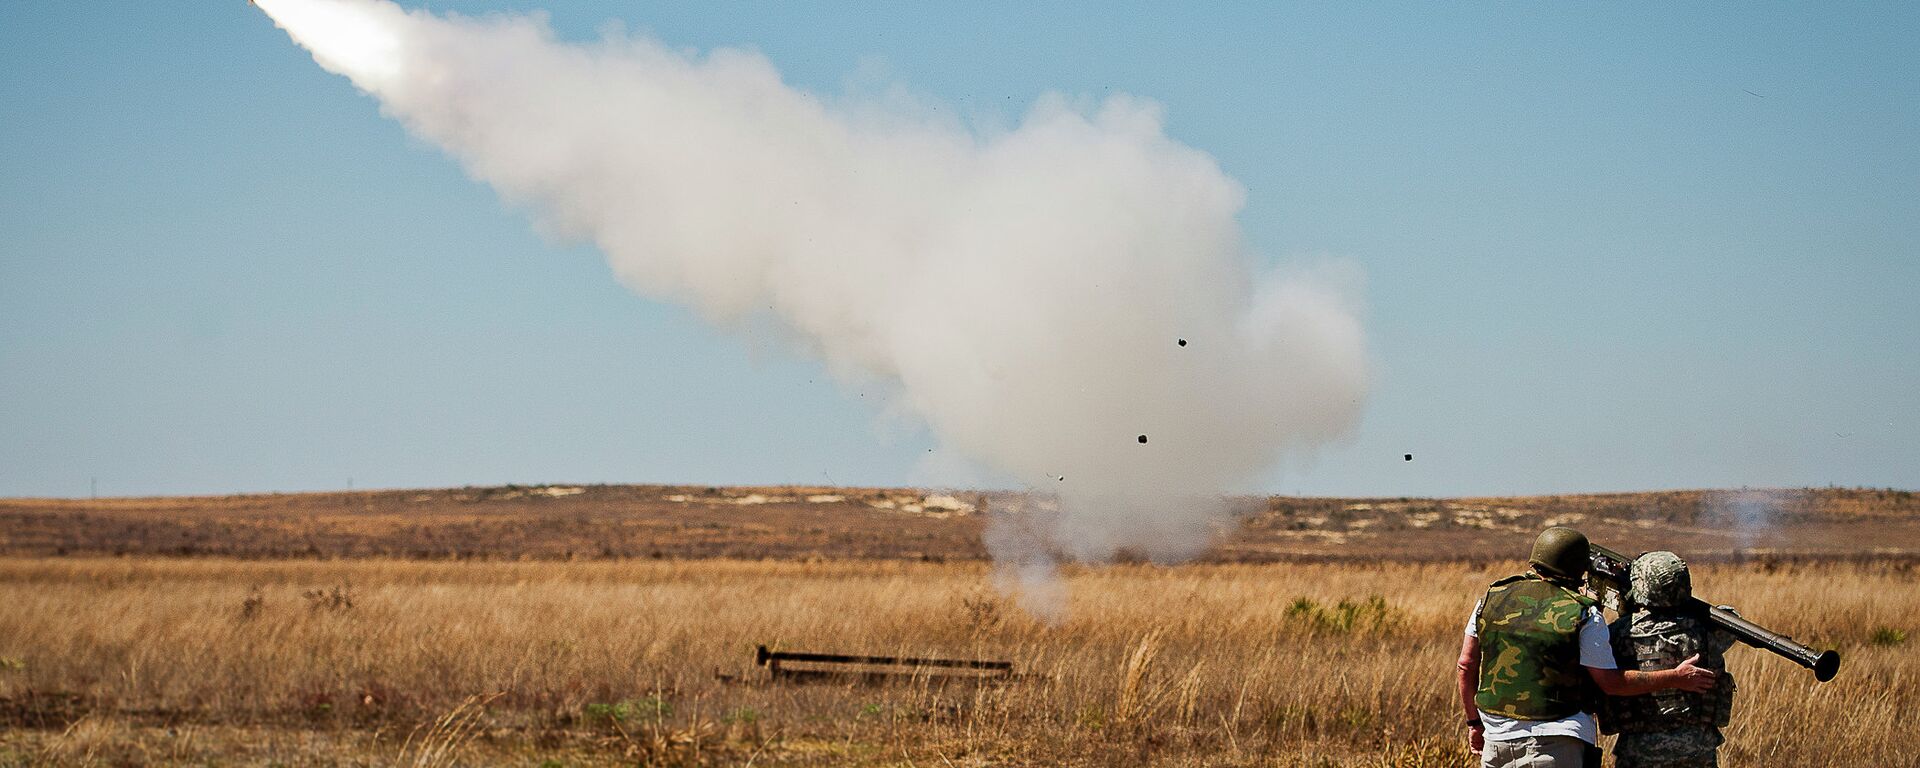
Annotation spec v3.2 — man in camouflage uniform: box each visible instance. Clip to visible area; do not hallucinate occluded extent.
[1600,551,1738,768]
[1459,529,1716,767]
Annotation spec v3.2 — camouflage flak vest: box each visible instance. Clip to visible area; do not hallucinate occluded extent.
[1599,608,1736,734]
[1475,573,1600,720]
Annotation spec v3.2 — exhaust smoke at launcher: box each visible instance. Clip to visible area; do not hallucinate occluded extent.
[255,0,1371,613]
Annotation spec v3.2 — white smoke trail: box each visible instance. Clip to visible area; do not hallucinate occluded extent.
[257,0,1370,601]
[1708,488,1805,549]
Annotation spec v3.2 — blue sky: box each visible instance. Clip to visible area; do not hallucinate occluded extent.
[2,2,1914,498]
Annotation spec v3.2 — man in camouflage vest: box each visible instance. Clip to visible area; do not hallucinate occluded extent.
[1458,528,1717,767]
[1599,551,1738,767]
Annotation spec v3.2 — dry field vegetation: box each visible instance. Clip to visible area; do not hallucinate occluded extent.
[1,557,1915,767]
[0,486,1915,766]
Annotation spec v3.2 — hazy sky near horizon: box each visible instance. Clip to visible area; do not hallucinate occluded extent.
[2,2,1915,499]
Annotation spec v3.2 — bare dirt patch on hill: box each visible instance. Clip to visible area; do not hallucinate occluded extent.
[1,485,1915,564]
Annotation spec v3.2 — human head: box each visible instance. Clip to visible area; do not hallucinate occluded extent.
[1629,550,1692,607]
[1529,526,1590,583]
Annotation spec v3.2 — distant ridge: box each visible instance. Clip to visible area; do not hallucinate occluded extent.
[1,485,1914,563]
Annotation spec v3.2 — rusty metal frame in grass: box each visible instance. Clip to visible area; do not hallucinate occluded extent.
[754,645,1016,684]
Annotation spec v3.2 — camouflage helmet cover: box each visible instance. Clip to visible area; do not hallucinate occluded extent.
[1529,527,1590,582]
[1629,550,1692,607]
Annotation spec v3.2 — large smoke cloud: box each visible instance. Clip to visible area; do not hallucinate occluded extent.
[258,0,1369,594]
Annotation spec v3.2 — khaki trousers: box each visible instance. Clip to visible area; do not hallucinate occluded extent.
[1481,735,1599,767]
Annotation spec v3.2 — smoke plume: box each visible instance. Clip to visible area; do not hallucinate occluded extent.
[1709,488,1805,549]
[257,0,1370,596]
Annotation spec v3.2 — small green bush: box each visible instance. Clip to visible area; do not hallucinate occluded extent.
[584,696,672,724]
[1285,595,1404,635]
[1869,626,1907,646]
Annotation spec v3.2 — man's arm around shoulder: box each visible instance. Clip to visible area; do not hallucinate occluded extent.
[1588,654,1718,696]
[1585,608,1716,696]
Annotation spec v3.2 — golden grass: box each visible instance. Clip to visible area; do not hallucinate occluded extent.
[0,557,1913,766]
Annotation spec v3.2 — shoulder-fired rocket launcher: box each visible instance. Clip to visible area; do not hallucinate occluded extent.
[1588,543,1841,682]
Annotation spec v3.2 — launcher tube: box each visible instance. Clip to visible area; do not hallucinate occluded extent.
[1588,544,1840,682]
[1695,599,1841,682]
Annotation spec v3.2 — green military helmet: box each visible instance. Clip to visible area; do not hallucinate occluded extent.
[1629,550,1692,607]
[1529,526,1590,582]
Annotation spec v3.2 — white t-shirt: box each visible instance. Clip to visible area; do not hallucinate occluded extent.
[1465,597,1616,745]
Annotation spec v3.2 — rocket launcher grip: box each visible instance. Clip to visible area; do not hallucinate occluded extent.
[1588,544,1841,682]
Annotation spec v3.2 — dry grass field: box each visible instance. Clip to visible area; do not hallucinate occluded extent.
[1,557,1914,767]
[0,486,1915,766]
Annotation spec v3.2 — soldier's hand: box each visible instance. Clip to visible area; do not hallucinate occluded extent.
[1468,725,1483,753]
[1673,653,1717,692]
